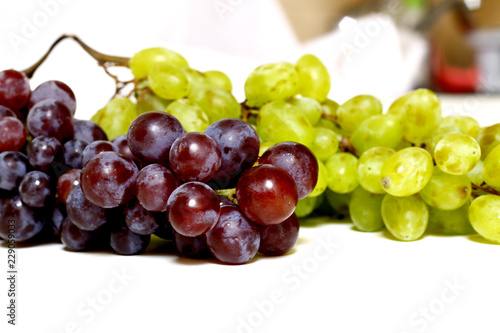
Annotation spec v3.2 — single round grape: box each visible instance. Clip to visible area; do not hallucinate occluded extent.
[81,140,121,167]
[0,106,17,119]
[205,205,260,264]
[467,160,484,186]
[124,199,164,235]
[136,164,180,212]
[259,141,318,200]
[112,134,135,161]
[182,67,209,88]
[350,115,403,155]
[428,204,475,235]
[419,167,471,210]
[73,119,108,142]
[110,225,151,255]
[469,195,500,242]
[380,147,433,197]
[66,185,107,231]
[290,97,322,126]
[174,232,212,259]
[0,195,45,242]
[357,147,395,194]
[336,95,382,134]
[257,213,299,256]
[236,165,298,225]
[426,125,464,155]
[386,92,412,119]
[128,111,185,166]
[29,80,76,115]
[27,136,63,170]
[295,196,317,218]
[308,159,328,197]
[349,187,384,232]
[166,99,210,132]
[60,217,96,251]
[63,139,89,169]
[169,132,222,183]
[0,70,31,112]
[81,152,138,208]
[18,171,53,208]
[91,97,138,141]
[0,116,27,152]
[435,133,481,175]
[148,64,190,100]
[381,194,429,241]
[325,189,351,218]
[0,151,31,191]
[477,124,500,158]
[204,70,232,92]
[311,127,339,162]
[56,169,81,204]
[188,85,241,122]
[27,99,74,143]
[483,144,500,190]
[295,54,330,102]
[326,153,359,194]
[167,182,220,237]
[129,47,189,79]
[440,115,480,138]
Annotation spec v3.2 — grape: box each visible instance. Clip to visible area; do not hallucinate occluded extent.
[182,67,208,88]
[204,70,232,92]
[244,62,298,108]
[467,160,484,186]
[112,134,135,161]
[380,147,433,197]
[127,111,185,166]
[419,167,471,210]
[426,125,464,155]
[188,85,241,122]
[167,182,220,237]
[308,159,328,197]
[469,195,500,242]
[440,115,480,138]
[56,169,80,204]
[357,147,395,194]
[428,204,475,235]
[477,124,500,158]
[136,88,171,114]
[321,99,339,118]
[295,54,330,102]
[325,189,351,218]
[27,136,63,170]
[295,196,317,218]
[169,132,222,183]
[166,99,210,132]
[259,142,318,199]
[0,106,17,119]
[336,95,382,134]
[27,99,74,143]
[154,220,174,241]
[350,115,403,155]
[482,145,500,190]
[349,187,384,232]
[205,205,260,264]
[129,47,189,79]
[381,194,429,241]
[81,140,121,166]
[18,171,53,208]
[0,116,27,152]
[63,139,89,169]
[290,97,322,126]
[124,199,164,235]
[148,64,190,100]
[0,151,31,191]
[73,119,108,142]
[50,202,67,235]
[0,195,45,242]
[29,80,76,115]
[236,165,297,225]
[326,153,359,194]
[60,217,97,251]
[258,141,276,157]
[0,70,31,112]
[136,164,180,212]
[386,92,411,119]
[173,232,212,259]
[81,152,139,208]
[310,127,339,162]
[66,185,107,231]
[434,133,480,175]
[110,225,151,255]
[257,213,299,256]
[91,97,138,140]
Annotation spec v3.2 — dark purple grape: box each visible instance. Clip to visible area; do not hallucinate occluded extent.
[51,202,67,235]
[205,205,260,264]
[56,169,80,204]
[0,151,31,191]
[204,119,260,187]
[0,195,45,242]
[63,139,88,169]
[27,99,74,143]
[110,225,150,255]
[259,142,318,200]
[81,140,120,166]
[0,116,27,152]
[136,164,180,212]
[0,70,31,113]
[29,80,76,115]
[167,182,220,237]
[154,220,174,240]
[124,199,164,235]
[257,213,299,256]
[169,132,222,183]
[174,232,212,259]
[236,165,298,225]
[66,185,107,231]
[81,152,138,208]
[0,106,17,119]
[127,111,185,165]
[112,134,134,161]
[73,119,108,142]
[18,171,53,208]
[27,136,63,170]
[60,217,96,251]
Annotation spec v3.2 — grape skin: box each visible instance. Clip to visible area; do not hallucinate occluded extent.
[136,164,180,212]
[257,213,299,256]
[469,195,500,243]
[295,54,330,102]
[349,187,384,232]
[0,70,31,112]
[0,195,46,242]
[482,145,500,191]
[335,95,382,134]
[27,136,63,171]
[27,99,74,143]
[66,185,108,231]
[419,167,471,211]
[381,194,429,241]
[434,133,481,175]
[357,147,395,194]
[0,151,31,191]
[326,153,359,194]
[29,80,76,115]
[18,171,53,208]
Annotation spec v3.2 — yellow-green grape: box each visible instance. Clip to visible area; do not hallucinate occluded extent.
[469,195,500,243]
[182,67,209,88]
[135,88,171,114]
[244,62,298,108]
[188,85,240,122]
[434,133,481,175]
[290,97,322,125]
[295,196,318,218]
[483,144,500,190]
[467,160,484,186]
[148,64,190,100]
[428,204,475,235]
[357,147,395,194]
[256,101,314,147]
[326,153,359,193]
[401,89,442,144]
[336,95,382,134]
[91,97,138,140]
[381,194,429,241]
[165,99,210,132]
[426,125,464,155]
[395,139,413,151]
[380,147,433,197]
[316,118,337,131]
[309,160,328,197]
[440,115,480,138]
[350,115,403,155]
[311,127,339,161]
[204,70,232,92]
[477,124,500,158]
[419,167,471,210]
[321,99,339,118]
[129,47,188,79]
[325,189,351,217]
[386,92,412,119]
[295,54,330,102]
[349,187,384,232]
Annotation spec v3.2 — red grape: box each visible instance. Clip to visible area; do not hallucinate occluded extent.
[63,139,89,169]
[124,199,165,235]
[29,80,76,115]
[56,169,81,204]
[136,164,180,212]
[0,195,45,242]
[0,151,31,191]
[110,225,150,255]
[66,185,107,231]
[81,140,121,166]
[27,136,63,170]
[18,171,53,208]
[0,116,27,152]
[27,99,74,143]
[0,70,31,112]
[257,213,299,256]
[174,232,212,259]
[73,119,108,142]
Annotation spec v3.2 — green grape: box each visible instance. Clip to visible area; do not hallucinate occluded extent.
[482,144,500,190]
[350,115,403,155]
[256,101,315,147]
[148,64,190,100]
[434,133,481,175]
[314,193,325,209]
[336,95,382,134]
[244,62,299,108]
[440,115,480,138]
[309,159,328,197]
[295,54,330,102]
[381,194,429,241]
[386,92,412,119]
[477,123,500,158]
[295,196,318,218]
[469,195,500,243]
[428,204,475,235]
[316,118,337,131]
[290,97,322,125]
[419,167,471,210]
[165,99,210,132]
[129,47,188,79]
[182,67,209,88]
[325,189,351,217]
[258,141,276,158]
[188,85,241,122]
[395,139,413,151]
[357,147,395,194]
[311,127,339,161]
[349,187,385,232]
[426,125,464,155]
[380,147,433,197]
[322,99,339,117]
[467,160,484,186]
[136,88,171,114]
[91,97,138,140]
[326,153,359,193]
[204,70,232,92]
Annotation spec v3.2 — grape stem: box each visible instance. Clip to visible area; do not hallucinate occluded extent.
[215,188,238,204]
[471,183,500,197]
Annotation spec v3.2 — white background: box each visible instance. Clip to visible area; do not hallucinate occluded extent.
[1,1,500,333]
